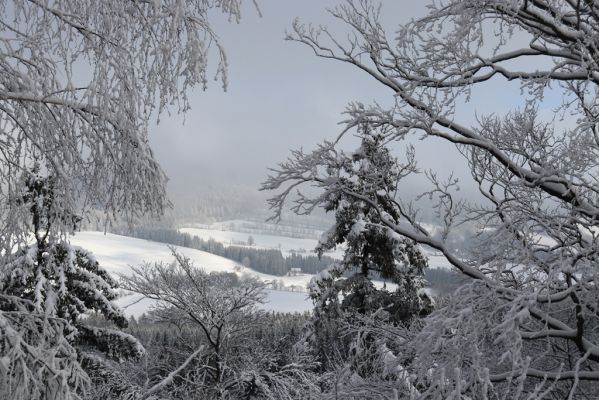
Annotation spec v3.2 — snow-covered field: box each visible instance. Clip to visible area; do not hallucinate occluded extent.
[183,219,326,240]
[69,232,312,316]
[179,226,342,258]
[426,252,455,270]
[69,229,453,317]
[179,226,453,269]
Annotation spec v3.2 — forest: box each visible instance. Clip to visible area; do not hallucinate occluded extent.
[1,1,599,399]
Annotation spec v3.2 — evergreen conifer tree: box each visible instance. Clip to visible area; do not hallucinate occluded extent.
[312,128,431,323]
[304,127,433,373]
[0,167,143,376]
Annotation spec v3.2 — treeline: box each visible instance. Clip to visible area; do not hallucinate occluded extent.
[114,227,465,292]
[284,252,339,274]
[124,310,309,351]
[117,227,337,276]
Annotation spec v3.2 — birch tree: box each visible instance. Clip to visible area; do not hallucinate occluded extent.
[263,1,599,398]
[0,1,249,398]
[0,0,251,242]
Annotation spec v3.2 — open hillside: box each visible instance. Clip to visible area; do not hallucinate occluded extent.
[179,225,455,270]
[69,231,313,316]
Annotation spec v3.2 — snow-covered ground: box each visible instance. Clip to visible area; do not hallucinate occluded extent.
[426,251,456,270]
[183,219,326,240]
[179,226,453,269]
[69,229,453,317]
[69,232,313,316]
[179,226,343,258]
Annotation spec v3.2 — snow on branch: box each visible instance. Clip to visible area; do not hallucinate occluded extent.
[266,0,599,397]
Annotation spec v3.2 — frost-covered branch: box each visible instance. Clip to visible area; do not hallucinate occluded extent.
[0,0,251,245]
[266,1,599,397]
[139,345,205,400]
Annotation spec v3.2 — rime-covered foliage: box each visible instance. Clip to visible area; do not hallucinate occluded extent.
[0,307,89,400]
[83,311,317,400]
[0,169,142,399]
[263,0,599,398]
[0,0,249,239]
[4,171,122,322]
[312,130,429,322]
[296,131,431,379]
[0,2,249,398]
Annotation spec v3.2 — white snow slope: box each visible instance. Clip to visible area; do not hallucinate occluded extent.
[69,232,313,317]
[70,228,453,318]
[179,226,453,269]
[179,226,343,258]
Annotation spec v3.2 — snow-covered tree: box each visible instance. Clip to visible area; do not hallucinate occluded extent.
[0,0,250,245]
[264,1,599,398]
[293,128,430,382]
[0,168,142,399]
[122,251,319,399]
[311,129,429,323]
[0,1,251,398]
[0,308,88,400]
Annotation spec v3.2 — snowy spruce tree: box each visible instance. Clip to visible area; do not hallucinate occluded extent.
[0,166,143,394]
[269,127,432,375]
[0,168,142,399]
[311,128,430,323]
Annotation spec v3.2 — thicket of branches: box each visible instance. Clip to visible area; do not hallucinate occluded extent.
[0,1,251,399]
[263,0,599,398]
[118,252,320,399]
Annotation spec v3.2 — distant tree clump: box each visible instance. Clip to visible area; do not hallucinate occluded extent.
[125,226,338,277]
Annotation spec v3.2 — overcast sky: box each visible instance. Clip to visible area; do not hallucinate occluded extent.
[148,1,556,204]
[149,1,429,196]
